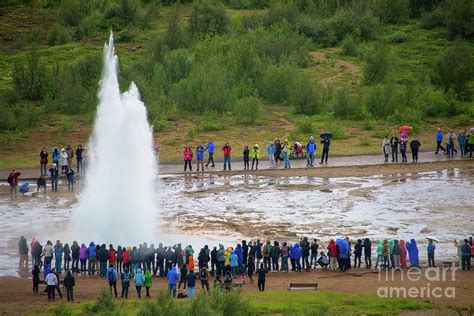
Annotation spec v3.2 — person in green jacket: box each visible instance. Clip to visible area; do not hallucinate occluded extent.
[389,239,395,269]
[144,270,152,299]
[251,144,260,170]
[375,240,384,269]
[64,270,75,302]
[468,132,474,158]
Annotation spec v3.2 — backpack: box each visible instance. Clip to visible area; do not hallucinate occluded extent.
[7,175,13,185]
[122,272,130,285]
[200,269,208,280]
[108,270,116,282]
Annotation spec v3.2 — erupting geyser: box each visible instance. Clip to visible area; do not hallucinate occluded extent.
[74,33,157,243]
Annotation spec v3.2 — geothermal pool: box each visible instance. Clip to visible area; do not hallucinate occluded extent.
[0,167,472,276]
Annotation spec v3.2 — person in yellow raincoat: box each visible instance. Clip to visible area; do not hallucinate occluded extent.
[225,248,232,274]
[251,144,260,170]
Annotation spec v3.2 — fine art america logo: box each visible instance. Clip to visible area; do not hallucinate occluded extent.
[377,265,457,299]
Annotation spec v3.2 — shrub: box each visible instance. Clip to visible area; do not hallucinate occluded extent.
[371,0,410,24]
[365,83,399,117]
[258,63,297,104]
[58,0,89,27]
[152,118,170,133]
[290,75,320,115]
[444,0,474,39]
[83,289,115,313]
[195,119,223,132]
[138,290,185,315]
[332,87,359,119]
[420,6,445,29]
[387,31,407,43]
[188,1,230,37]
[233,96,262,125]
[363,44,393,84]
[434,44,473,99]
[12,49,48,101]
[170,62,236,113]
[104,0,137,26]
[47,24,72,46]
[164,49,193,84]
[296,117,314,134]
[340,34,358,56]
[264,3,299,26]
[164,12,189,50]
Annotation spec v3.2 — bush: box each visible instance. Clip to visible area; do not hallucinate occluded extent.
[364,83,399,117]
[290,75,320,115]
[58,0,90,27]
[434,44,473,99]
[12,49,48,101]
[444,0,474,39]
[164,12,189,50]
[371,0,410,24]
[83,289,115,313]
[104,0,137,26]
[258,64,297,104]
[47,24,72,46]
[363,44,393,84]
[188,1,230,37]
[332,87,360,119]
[233,96,262,125]
[195,119,223,132]
[170,62,236,113]
[152,118,170,133]
[387,31,407,43]
[340,34,358,56]
[420,6,445,29]
[418,87,465,117]
[264,3,299,26]
[296,117,314,134]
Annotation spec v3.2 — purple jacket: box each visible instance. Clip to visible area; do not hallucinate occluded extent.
[79,244,88,260]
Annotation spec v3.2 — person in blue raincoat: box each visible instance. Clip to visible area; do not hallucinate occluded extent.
[427,240,436,267]
[336,239,349,272]
[196,144,205,171]
[52,147,60,166]
[290,244,302,271]
[205,141,215,168]
[405,239,419,268]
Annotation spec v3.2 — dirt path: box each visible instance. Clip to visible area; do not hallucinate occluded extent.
[2,152,472,181]
[0,268,472,314]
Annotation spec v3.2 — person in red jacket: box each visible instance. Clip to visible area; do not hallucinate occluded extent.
[122,248,131,273]
[327,239,338,272]
[7,170,21,199]
[108,245,117,267]
[222,143,232,171]
[183,145,193,172]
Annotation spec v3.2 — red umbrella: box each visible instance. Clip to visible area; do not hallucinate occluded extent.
[399,125,413,131]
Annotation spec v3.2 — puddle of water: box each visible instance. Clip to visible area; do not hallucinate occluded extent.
[0,168,472,277]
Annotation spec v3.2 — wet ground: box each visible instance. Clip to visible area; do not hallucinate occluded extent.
[0,157,473,277]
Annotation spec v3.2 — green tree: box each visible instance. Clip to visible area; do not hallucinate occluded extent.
[444,0,474,39]
[371,0,410,24]
[12,49,47,101]
[363,44,393,84]
[188,1,230,37]
[434,44,473,99]
[290,75,320,115]
[164,12,189,50]
[234,96,262,125]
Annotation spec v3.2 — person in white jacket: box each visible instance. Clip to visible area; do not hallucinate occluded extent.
[60,148,68,174]
[45,270,58,301]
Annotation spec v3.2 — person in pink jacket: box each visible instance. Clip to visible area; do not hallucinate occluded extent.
[183,145,193,172]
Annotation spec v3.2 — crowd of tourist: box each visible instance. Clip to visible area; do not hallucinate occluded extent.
[18,235,473,301]
[5,128,473,199]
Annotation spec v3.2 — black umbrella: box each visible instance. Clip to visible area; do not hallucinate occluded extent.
[320,133,333,139]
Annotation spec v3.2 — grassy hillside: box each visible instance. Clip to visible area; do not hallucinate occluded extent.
[0,0,473,168]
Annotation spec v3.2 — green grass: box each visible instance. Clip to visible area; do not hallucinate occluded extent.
[248,290,434,315]
[44,290,438,316]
